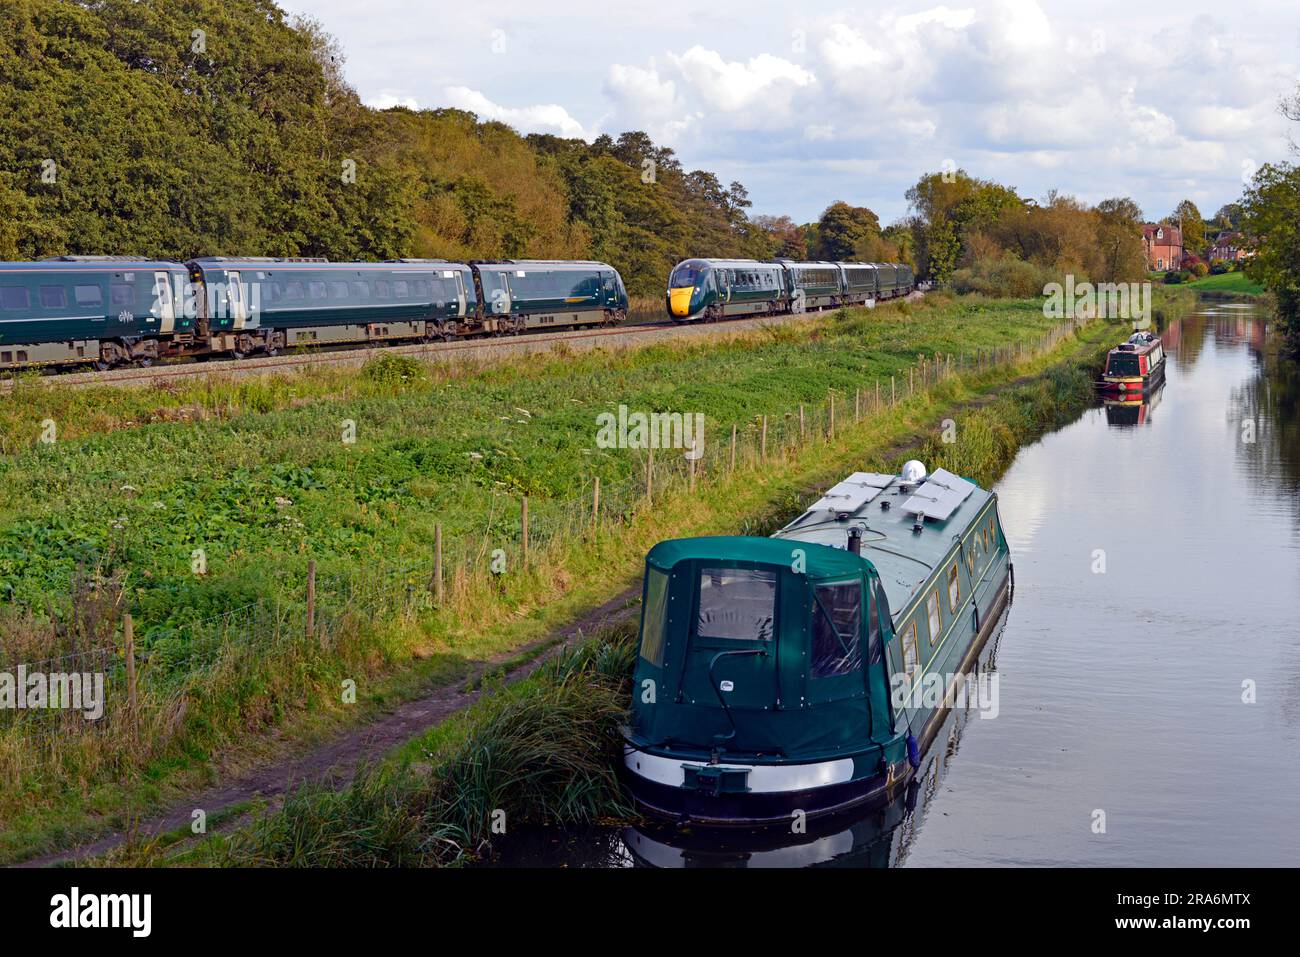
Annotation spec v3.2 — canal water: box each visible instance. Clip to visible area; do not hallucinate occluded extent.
[498,300,1300,867]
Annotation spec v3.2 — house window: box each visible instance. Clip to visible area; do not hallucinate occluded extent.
[926,590,942,645]
[1157,259,1164,270]
[948,563,961,613]
[811,581,862,678]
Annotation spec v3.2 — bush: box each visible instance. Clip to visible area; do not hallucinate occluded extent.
[951,254,1060,298]
[1192,262,1209,277]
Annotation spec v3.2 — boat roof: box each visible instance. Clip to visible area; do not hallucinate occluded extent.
[646,535,871,581]
[773,469,994,620]
[1111,333,1161,355]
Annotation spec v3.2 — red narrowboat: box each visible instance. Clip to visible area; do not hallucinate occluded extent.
[1100,331,1165,396]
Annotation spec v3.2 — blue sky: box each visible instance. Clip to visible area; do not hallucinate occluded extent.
[281,0,1300,225]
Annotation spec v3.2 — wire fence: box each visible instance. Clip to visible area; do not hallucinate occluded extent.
[0,314,1088,744]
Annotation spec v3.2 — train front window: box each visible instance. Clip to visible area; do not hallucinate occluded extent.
[670,264,702,287]
[696,567,776,642]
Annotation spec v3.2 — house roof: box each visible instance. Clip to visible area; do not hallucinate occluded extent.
[1142,223,1182,245]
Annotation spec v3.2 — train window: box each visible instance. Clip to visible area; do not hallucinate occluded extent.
[308,281,327,300]
[394,280,409,298]
[284,281,305,300]
[110,283,134,306]
[0,287,28,310]
[670,263,701,286]
[40,286,67,308]
[374,280,391,299]
[412,279,429,297]
[74,285,103,307]
[329,281,349,299]
[352,281,369,298]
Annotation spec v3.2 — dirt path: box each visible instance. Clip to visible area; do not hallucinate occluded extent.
[17,590,642,868]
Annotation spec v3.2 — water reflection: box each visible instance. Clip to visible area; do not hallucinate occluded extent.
[1103,380,1165,428]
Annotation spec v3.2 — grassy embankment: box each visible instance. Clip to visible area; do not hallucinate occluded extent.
[110,303,1130,868]
[0,292,1125,863]
[1180,272,1264,296]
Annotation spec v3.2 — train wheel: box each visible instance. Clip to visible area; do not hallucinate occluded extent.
[135,356,154,368]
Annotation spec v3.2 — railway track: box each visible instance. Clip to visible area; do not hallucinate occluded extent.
[0,307,847,392]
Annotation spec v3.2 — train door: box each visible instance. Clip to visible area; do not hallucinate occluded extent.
[151,271,177,334]
[716,269,731,306]
[226,271,255,329]
[479,269,512,316]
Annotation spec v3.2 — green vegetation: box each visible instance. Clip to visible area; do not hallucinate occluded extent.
[0,293,1112,863]
[1183,271,1265,295]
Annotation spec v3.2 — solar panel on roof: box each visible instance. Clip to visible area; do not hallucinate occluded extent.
[808,472,895,515]
[900,468,976,522]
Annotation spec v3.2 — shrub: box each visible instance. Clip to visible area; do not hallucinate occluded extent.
[951,254,1060,298]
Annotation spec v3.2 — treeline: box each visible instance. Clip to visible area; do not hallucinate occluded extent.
[2,0,1151,299]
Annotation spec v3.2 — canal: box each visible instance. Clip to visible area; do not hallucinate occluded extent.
[498,299,1300,867]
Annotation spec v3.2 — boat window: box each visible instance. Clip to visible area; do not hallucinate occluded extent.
[947,563,961,613]
[639,567,669,667]
[964,543,974,575]
[926,590,942,644]
[900,620,919,685]
[696,567,776,641]
[1109,353,1140,376]
[670,263,702,287]
[811,581,862,678]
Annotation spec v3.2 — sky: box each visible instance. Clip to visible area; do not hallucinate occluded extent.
[280,0,1300,226]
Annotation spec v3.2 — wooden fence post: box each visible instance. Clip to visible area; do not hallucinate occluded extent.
[729,424,737,474]
[434,524,444,605]
[828,392,835,439]
[646,448,654,503]
[891,376,896,405]
[305,560,316,641]
[799,404,805,442]
[855,388,861,422]
[123,612,137,736]
[761,416,768,460]
[592,477,600,526]
[689,454,696,492]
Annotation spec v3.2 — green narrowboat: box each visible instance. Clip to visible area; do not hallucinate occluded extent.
[622,462,1011,826]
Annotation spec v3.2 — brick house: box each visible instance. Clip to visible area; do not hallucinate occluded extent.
[1142,224,1183,271]
[1208,231,1249,262]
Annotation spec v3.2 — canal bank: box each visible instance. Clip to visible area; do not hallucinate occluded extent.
[100,309,1137,867]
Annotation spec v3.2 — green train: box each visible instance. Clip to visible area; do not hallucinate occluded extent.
[667,258,915,323]
[0,257,628,371]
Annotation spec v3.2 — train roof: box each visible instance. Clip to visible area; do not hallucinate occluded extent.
[0,258,184,272]
[187,258,470,271]
[470,259,618,270]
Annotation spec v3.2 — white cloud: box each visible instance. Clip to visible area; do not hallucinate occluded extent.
[442,86,593,139]
[366,90,420,111]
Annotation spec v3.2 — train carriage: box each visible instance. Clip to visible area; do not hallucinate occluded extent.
[187,258,476,357]
[782,260,842,311]
[840,262,880,306]
[666,259,786,322]
[0,257,193,370]
[472,260,628,333]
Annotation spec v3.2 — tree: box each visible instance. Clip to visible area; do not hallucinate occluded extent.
[1095,197,1144,226]
[1169,200,1206,257]
[1241,163,1300,355]
[813,202,881,260]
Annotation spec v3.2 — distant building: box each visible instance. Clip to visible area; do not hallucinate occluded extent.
[1208,231,1249,262]
[1142,223,1184,271]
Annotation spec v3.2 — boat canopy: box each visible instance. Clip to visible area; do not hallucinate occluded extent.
[631,536,896,761]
